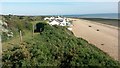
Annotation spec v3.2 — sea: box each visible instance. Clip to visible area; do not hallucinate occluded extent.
[64,13,118,19]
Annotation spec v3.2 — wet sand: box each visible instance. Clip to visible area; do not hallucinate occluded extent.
[70,18,118,60]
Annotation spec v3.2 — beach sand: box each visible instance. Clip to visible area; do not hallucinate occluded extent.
[70,18,118,60]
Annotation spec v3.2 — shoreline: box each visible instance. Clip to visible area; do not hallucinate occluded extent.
[70,18,118,60]
[80,19,118,30]
[78,18,118,28]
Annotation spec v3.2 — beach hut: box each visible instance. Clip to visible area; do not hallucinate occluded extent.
[49,17,55,21]
[44,17,50,20]
[55,16,63,21]
[49,20,60,25]
[59,18,69,26]
[44,17,49,20]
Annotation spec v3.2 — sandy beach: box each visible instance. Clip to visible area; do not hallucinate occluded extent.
[70,18,118,60]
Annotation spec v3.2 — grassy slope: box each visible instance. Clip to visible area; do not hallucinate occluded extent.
[2,22,120,67]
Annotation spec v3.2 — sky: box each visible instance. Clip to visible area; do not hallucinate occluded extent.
[0,2,118,15]
[1,0,119,2]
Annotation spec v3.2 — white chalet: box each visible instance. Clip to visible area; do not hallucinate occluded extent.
[44,17,50,20]
[59,18,68,26]
[49,20,59,26]
[44,16,71,26]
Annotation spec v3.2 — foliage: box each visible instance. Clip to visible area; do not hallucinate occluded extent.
[2,22,120,68]
[1,15,43,42]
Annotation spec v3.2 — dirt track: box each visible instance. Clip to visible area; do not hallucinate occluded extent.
[70,18,118,60]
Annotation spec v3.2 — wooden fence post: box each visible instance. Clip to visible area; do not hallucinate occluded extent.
[20,30,22,42]
[32,24,34,37]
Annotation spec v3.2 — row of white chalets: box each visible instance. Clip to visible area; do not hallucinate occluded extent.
[44,16,72,26]
[0,20,13,38]
[44,16,73,31]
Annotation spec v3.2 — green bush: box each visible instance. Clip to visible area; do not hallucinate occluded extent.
[2,19,120,67]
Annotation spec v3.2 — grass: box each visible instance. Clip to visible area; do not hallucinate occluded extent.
[2,15,120,67]
[2,22,120,67]
[2,19,41,51]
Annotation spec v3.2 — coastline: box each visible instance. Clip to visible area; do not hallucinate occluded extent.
[80,18,118,28]
[70,18,118,60]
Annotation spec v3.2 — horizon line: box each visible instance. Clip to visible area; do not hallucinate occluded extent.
[0,13,118,16]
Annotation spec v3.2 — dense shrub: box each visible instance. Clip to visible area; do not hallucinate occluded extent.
[1,15,39,42]
[2,20,120,67]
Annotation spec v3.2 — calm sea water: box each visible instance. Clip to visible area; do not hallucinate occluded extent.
[64,13,118,27]
[64,13,118,19]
